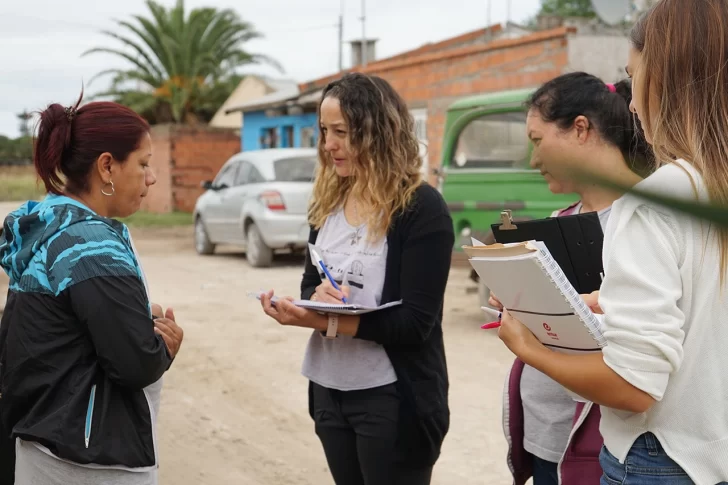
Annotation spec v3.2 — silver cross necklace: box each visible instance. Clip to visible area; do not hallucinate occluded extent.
[348,198,363,246]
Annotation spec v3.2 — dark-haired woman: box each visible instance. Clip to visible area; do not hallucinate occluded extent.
[0,96,183,485]
[494,72,651,485]
[500,1,728,483]
[259,72,453,485]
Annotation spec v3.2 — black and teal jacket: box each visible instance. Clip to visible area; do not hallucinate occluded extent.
[0,194,172,470]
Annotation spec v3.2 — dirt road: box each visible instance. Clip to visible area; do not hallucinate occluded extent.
[130,227,518,485]
[0,199,520,484]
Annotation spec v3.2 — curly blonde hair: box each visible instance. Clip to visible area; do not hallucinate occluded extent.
[308,73,423,241]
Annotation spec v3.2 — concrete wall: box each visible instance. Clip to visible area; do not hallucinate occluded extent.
[142,124,240,213]
[241,111,319,151]
[567,35,631,83]
[209,76,271,130]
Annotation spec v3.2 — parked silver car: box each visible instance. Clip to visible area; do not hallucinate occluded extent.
[193,148,317,267]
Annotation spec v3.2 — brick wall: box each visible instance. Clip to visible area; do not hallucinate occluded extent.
[142,124,240,213]
[302,27,573,186]
[372,31,570,185]
[144,125,174,213]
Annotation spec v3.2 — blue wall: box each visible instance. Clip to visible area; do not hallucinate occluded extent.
[241,110,319,151]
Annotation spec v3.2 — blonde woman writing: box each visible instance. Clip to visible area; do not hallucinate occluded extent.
[260,73,454,485]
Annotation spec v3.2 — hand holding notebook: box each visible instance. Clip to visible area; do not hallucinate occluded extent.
[465,240,605,354]
[249,291,402,315]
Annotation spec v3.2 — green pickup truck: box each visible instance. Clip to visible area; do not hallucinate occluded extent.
[435,88,577,304]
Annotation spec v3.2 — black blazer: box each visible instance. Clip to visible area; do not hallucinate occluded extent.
[301,183,455,466]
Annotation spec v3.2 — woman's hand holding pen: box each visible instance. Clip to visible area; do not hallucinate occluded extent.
[488,293,504,311]
[484,293,544,358]
[313,280,351,304]
[498,310,545,360]
[494,290,604,361]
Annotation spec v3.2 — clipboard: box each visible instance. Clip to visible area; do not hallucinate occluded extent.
[490,210,604,294]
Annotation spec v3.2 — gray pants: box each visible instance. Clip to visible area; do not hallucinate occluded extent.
[14,440,157,485]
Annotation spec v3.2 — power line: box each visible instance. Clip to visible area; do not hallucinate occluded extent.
[264,23,339,35]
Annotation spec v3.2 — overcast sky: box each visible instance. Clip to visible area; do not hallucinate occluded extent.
[1,0,541,138]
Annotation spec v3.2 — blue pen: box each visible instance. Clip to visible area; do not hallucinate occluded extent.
[309,245,348,303]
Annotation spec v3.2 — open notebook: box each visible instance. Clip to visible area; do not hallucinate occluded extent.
[248,292,402,316]
[465,241,605,354]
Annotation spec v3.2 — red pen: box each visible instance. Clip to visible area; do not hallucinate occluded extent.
[480,306,502,330]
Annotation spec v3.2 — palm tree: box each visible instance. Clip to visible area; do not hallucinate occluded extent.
[84,0,282,123]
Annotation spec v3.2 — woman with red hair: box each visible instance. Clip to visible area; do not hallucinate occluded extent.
[0,94,183,485]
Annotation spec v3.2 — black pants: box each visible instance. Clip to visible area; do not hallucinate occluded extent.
[0,416,14,485]
[532,456,559,485]
[311,382,433,485]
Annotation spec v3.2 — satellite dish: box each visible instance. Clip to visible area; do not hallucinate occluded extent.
[591,0,632,25]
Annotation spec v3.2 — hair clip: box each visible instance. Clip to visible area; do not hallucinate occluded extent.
[606,83,616,93]
[64,106,77,122]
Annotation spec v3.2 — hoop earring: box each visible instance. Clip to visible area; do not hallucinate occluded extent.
[101,181,115,196]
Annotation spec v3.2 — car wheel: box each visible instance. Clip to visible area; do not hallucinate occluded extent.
[246,223,273,268]
[195,218,215,255]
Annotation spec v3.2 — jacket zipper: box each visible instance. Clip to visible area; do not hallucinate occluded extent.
[84,384,96,449]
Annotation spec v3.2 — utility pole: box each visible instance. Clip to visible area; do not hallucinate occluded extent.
[361,0,367,67]
[338,0,344,71]
[486,0,492,39]
[16,110,32,138]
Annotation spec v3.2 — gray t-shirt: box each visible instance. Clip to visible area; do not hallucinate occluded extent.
[301,209,397,391]
[521,203,611,463]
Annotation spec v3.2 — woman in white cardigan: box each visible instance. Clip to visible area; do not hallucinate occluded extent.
[496,1,728,484]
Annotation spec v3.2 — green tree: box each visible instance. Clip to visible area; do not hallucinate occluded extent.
[0,135,33,162]
[539,0,597,18]
[84,0,281,124]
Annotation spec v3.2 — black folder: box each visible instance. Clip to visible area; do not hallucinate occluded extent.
[491,212,604,294]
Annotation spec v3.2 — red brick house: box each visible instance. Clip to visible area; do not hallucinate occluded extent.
[142,21,628,213]
[297,21,628,185]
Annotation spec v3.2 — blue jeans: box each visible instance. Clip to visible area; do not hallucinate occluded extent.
[600,433,728,485]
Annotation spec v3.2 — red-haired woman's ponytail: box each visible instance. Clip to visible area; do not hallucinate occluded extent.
[34,103,73,195]
[31,91,148,196]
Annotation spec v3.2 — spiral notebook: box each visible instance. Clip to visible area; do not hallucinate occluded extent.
[248,291,402,315]
[465,241,605,354]
[491,211,605,294]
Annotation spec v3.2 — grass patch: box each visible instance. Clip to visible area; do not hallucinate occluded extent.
[0,170,45,202]
[0,167,192,228]
[119,211,193,228]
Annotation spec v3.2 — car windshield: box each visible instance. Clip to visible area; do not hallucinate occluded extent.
[273,156,317,182]
[451,111,529,170]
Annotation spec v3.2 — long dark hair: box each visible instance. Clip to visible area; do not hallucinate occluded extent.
[526,72,653,177]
